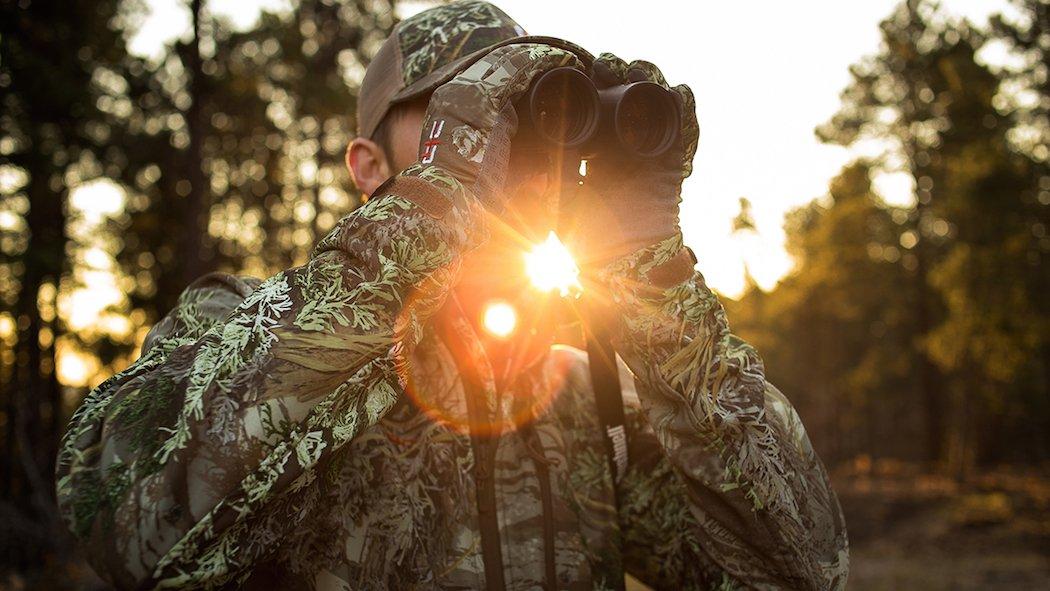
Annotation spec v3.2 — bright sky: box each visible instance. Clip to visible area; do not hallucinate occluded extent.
[124,0,1010,297]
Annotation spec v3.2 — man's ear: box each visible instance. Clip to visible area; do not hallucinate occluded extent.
[346,137,393,197]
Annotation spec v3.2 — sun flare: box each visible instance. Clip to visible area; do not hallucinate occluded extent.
[524,231,582,297]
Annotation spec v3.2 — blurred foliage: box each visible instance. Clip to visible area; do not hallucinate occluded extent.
[729,0,1049,473]
[0,0,397,579]
[1,0,136,570]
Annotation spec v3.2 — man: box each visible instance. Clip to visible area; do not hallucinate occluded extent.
[56,1,849,589]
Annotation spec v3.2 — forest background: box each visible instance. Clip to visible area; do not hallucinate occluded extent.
[1,0,1047,588]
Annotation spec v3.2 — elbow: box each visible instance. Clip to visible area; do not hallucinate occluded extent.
[57,464,174,589]
[59,497,158,589]
[818,500,850,590]
[798,490,851,591]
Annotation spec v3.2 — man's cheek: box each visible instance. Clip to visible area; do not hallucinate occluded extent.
[394,112,427,169]
[397,129,423,170]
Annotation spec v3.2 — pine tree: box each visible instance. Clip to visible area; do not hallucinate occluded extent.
[0,0,138,564]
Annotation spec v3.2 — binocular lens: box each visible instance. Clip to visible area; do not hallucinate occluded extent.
[527,68,600,147]
[615,82,679,158]
[519,67,680,159]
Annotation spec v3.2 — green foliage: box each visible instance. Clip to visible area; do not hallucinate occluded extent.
[729,161,922,461]
[110,0,398,322]
[733,0,1049,470]
[731,197,757,234]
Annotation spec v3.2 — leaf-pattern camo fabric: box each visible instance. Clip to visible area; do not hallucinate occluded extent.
[397,0,528,86]
[55,42,848,591]
[57,190,848,590]
[603,235,850,590]
[419,42,582,210]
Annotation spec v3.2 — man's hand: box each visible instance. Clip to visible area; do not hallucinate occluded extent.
[417,44,583,212]
[569,53,699,264]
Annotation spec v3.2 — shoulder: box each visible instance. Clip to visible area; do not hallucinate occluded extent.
[179,271,263,308]
[141,272,263,355]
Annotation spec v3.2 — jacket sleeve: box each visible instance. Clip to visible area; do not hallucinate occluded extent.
[602,234,849,590]
[54,166,483,589]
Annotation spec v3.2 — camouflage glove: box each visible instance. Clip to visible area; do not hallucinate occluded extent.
[569,53,699,264]
[417,44,583,212]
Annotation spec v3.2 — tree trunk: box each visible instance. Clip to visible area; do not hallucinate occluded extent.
[182,0,208,286]
[912,197,946,469]
[11,160,65,524]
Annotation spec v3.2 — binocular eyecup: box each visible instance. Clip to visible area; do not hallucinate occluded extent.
[518,67,680,159]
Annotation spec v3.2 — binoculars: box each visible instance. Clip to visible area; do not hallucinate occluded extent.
[516,67,681,159]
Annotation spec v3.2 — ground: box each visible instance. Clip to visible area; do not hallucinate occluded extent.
[835,460,1050,590]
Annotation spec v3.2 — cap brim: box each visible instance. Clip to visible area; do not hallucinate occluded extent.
[390,35,596,105]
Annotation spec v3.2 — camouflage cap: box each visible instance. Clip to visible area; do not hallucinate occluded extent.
[357,0,593,140]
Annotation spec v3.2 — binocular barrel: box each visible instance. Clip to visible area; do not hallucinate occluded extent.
[519,67,680,159]
[521,67,600,150]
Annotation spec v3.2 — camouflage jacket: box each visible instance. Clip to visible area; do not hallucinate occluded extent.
[56,165,849,590]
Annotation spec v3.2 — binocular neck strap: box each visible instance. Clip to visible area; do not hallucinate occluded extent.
[584,307,629,497]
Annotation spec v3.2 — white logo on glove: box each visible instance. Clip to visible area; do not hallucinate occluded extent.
[421,120,445,164]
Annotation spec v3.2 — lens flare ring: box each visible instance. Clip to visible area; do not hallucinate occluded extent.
[481,300,517,339]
